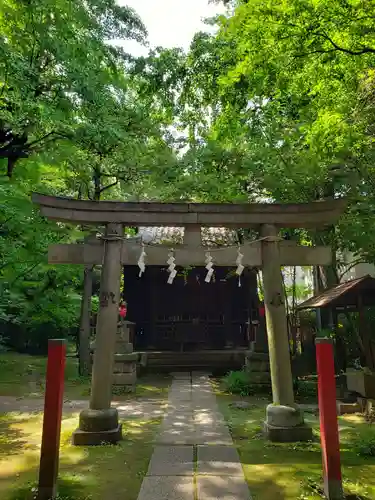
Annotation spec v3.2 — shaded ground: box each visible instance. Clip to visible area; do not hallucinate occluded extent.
[216,390,375,500]
[2,353,375,499]
[0,411,162,500]
[0,352,172,499]
[0,352,171,400]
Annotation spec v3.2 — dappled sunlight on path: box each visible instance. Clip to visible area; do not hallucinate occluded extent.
[137,372,252,500]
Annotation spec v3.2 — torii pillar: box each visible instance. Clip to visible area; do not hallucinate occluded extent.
[261,224,312,441]
[72,223,124,445]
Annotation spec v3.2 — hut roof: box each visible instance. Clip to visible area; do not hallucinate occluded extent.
[297,275,375,309]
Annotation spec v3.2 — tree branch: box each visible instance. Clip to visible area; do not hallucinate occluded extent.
[27,131,57,148]
[339,258,367,281]
[295,48,337,58]
[99,179,119,193]
[316,31,375,56]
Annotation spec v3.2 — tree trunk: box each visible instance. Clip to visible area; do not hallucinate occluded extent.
[314,226,339,330]
[79,265,93,376]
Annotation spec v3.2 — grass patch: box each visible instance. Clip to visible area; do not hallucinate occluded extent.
[0,353,171,401]
[0,352,91,399]
[8,476,90,500]
[116,373,171,400]
[217,393,375,500]
[0,411,161,500]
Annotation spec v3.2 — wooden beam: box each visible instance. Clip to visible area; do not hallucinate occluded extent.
[48,241,332,267]
[32,193,347,228]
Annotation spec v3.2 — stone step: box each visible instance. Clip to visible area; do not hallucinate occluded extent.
[139,351,246,372]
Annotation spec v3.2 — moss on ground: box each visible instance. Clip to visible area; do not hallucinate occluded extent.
[217,392,375,500]
[0,352,171,400]
[0,412,161,500]
[0,353,171,499]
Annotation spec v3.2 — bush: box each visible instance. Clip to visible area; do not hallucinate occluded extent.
[352,435,375,457]
[295,379,318,401]
[0,287,81,354]
[222,370,255,396]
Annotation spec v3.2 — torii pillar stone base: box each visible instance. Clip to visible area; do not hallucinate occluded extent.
[261,224,312,442]
[72,224,123,446]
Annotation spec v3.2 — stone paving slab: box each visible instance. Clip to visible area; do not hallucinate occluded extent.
[192,395,217,402]
[192,391,216,397]
[194,434,233,445]
[192,404,219,413]
[161,411,194,422]
[155,430,197,445]
[169,395,192,402]
[162,414,194,425]
[191,401,218,410]
[169,385,191,391]
[137,371,252,500]
[147,445,194,476]
[195,410,225,425]
[194,421,230,432]
[191,384,212,390]
[165,407,193,414]
[138,476,194,500]
[197,476,252,500]
[197,445,244,476]
[161,419,194,430]
[163,409,194,419]
[156,432,233,446]
[194,424,228,434]
[192,399,216,405]
[169,390,191,396]
[158,421,195,436]
[171,372,191,379]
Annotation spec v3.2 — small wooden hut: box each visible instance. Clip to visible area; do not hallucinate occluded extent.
[298,275,375,371]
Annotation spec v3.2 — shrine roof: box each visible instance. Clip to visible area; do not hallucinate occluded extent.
[137,226,238,246]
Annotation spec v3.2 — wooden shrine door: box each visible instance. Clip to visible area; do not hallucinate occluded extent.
[123,266,258,351]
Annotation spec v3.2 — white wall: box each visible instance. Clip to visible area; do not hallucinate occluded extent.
[339,251,375,282]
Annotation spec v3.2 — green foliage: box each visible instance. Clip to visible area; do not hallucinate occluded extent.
[223,370,255,396]
[3,0,375,363]
[352,434,375,458]
[0,178,83,352]
[299,475,372,499]
[154,0,375,264]
[0,0,146,176]
[0,0,182,355]
[295,379,318,401]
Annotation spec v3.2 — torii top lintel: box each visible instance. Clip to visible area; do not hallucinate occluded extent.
[31,193,346,228]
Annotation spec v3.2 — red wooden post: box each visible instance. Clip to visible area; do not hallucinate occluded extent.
[315,338,343,500]
[38,339,66,500]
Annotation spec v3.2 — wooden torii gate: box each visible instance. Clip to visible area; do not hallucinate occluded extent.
[32,193,346,444]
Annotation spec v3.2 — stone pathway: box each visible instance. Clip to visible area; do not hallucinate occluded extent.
[137,372,252,500]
